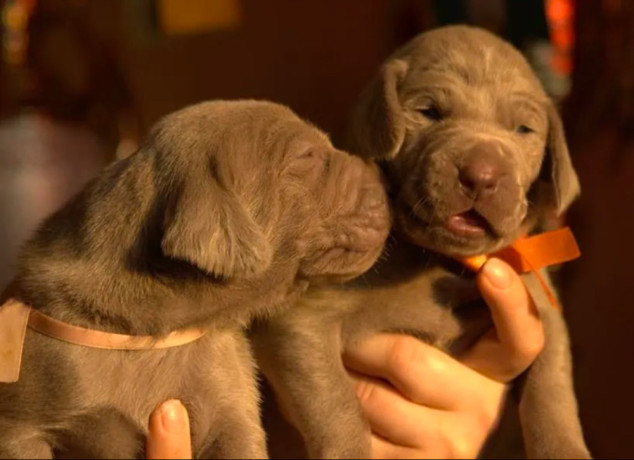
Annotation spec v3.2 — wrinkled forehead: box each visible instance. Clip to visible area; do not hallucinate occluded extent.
[204,118,332,200]
[405,40,543,91]
[260,119,332,162]
[211,111,329,170]
[399,40,549,119]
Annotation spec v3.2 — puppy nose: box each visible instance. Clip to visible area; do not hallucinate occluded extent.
[458,150,504,198]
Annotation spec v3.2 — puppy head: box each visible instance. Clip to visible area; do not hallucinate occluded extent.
[349,25,579,257]
[289,144,391,284]
[150,100,389,283]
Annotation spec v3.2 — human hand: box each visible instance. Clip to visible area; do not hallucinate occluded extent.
[343,258,545,459]
[146,399,192,459]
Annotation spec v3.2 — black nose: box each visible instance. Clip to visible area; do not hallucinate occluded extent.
[458,148,504,198]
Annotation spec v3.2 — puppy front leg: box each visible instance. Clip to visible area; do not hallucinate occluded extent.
[252,317,371,459]
[201,413,267,459]
[0,425,53,459]
[197,333,269,460]
[516,274,592,459]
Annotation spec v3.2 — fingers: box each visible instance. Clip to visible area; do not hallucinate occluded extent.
[351,372,499,459]
[371,434,439,460]
[146,400,192,460]
[350,370,444,447]
[461,258,545,382]
[342,258,542,458]
[343,334,505,411]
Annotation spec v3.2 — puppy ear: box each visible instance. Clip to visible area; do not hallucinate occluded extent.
[541,103,581,215]
[161,176,273,279]
[348,59,409,159]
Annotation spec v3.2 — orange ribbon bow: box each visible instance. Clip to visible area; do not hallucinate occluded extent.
[459,227,581,310]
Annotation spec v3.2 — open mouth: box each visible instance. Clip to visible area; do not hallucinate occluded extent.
[446,209,492,238]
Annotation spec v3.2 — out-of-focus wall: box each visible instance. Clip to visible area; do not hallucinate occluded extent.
[116,0,430,144]
[561,2,634,458]
[0,0,431,291]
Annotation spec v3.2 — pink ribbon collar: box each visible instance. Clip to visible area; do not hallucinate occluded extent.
[0,298,207,383]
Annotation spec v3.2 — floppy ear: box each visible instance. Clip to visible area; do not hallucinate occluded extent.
[348,59,409,159]
[540,103,581,215]
[161,174,273,279]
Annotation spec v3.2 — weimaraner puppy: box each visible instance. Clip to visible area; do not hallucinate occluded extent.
[252,26,591,459]
[0,100,391,459]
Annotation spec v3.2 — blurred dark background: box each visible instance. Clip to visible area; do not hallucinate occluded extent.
[0,0,632,457]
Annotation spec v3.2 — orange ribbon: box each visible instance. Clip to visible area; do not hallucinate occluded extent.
[459,227,581,310]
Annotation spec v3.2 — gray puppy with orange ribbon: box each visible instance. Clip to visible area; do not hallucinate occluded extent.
[0,100,391,458]
[251,26,591,459]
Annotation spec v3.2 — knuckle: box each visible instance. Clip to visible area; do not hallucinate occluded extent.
[531,330,546,355]
[513,334,545,366]
[355,379,378,406]
[431,435,454,459]
[424,351,447,376]
[475,401,501,431]
[409,425,432,447]
[387,335,423,374]
[448,433,478,459]
[497,360,525,383]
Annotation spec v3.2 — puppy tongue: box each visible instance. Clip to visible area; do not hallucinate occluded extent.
[447,211,488,237]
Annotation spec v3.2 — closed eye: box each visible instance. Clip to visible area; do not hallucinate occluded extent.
[516,124,535,134]
[298,149,316,159]
[419,106,444,122]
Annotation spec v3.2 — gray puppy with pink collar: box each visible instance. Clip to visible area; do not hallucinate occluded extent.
[0,100,390,459]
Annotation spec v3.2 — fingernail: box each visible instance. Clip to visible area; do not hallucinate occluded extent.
[160,400,185,433]
[482,258,512,289]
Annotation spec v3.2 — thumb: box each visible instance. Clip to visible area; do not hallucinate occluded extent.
[146,399,192,459]
[461,258,544,382]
